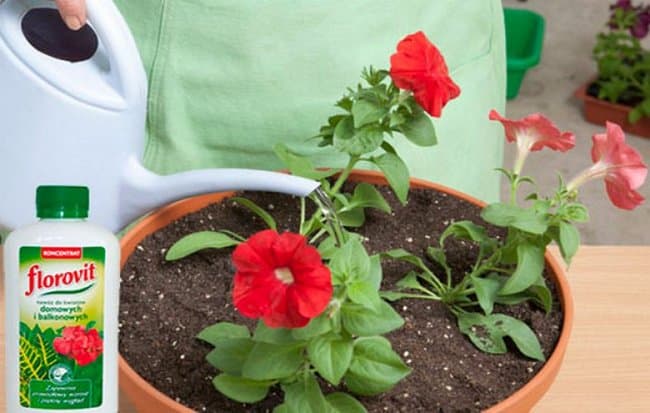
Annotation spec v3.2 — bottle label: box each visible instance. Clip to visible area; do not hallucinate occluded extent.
[18,246,105,409]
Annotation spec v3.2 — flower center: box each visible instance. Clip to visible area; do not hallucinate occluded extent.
[274,267,295,285]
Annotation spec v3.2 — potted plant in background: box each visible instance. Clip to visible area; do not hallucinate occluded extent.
[575,0,650,138]
[117,32,648,413]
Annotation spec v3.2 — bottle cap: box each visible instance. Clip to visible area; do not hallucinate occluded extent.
[36,186,89,219]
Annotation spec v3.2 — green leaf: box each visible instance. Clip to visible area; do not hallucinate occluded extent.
[397,107,437,147]
[292,314,332,340]
[457,312,545,361]
[253,321,296,344]
[212,373,273,403]
[380,141,398,155]
[329,238,371,285]
[318,233,362,260]
[382,249,428,272]
[471,275,501,315]
[440,221,497,259]
[334,119,384,156]
[274,404,290,413]
[558,221,580,265]
[367,255,383,290]
[334,115,354,141]
[326,392,367,413]
[380,291,414,301]
[206,338,254,375]
[492,274,553,314]
[629,106,644,123]
[395,271,423,291]
[481,203,549,235]
[389,112,406,128]
[241,342,305,380]
[197,322,250,346]
[343,183,391,213]
[426,247,451,275]
[371,152,410,205]
[337,97,353,112]
[273,143,337,180]
[282,374,330,413]
[528,279,553,314]
[441,221,494,248]
[338,207,366,228]
[165,231,240,260]
[308,335,354,385]
[344,336,411,396]
[347,280,382,310]
[500,243,545,295]
[232,197,277,230]
[563,203,589,223]
[351,99,387,128]
[341,301,404,336]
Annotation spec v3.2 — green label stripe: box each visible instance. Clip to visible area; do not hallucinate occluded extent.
[19,247,41,264]
[82,247,105,262]
[39,283,95,297]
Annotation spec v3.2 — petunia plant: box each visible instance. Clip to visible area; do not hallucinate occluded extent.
[383,111,647,360]
[275,31,460,233]
[192,231,409,412]
[593,0,650,123]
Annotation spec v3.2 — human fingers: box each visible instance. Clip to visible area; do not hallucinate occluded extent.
[55,0,87,30]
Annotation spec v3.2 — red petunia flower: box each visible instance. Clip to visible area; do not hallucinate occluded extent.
[389,31,460,117]
[489,110,576,174]
[569,122,647,210]
[232,230,333,329]
[53,326,104,366]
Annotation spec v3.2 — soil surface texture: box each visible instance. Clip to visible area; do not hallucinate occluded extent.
[120,184,563,413]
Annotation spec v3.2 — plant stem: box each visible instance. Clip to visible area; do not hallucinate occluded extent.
[299,197,306,235]
[510,176,518,205]
[419,272,448,297]
[330,155,360,195]
[309,227,328,244]
[457,301,480,307]
[385,292,441,301]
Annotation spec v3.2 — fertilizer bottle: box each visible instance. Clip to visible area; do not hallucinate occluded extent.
[3,186,119,412]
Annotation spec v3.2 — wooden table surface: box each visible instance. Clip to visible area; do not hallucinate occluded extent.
[1,246,649,412]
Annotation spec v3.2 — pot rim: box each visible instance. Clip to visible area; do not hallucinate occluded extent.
[118,169,574,413]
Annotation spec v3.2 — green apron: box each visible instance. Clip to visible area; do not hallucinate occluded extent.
[114,0,506,202]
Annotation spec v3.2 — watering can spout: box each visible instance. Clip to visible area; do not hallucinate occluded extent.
[118,157,320,233]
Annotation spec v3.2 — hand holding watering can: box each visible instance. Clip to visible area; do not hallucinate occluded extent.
[0,0,319,233]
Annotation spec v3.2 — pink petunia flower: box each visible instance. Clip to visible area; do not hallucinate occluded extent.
[489,110,576,174]
[568,122,647,210]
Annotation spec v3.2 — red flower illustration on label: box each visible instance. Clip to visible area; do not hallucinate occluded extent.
[232,230,333,328]
[53,326,104,366]
[390,31,460,117]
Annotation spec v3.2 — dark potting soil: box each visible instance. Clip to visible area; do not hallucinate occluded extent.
[119,184,563,413]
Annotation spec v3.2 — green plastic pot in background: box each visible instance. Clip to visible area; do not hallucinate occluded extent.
[504,8,545,99]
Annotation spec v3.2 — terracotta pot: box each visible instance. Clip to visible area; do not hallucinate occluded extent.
[574,78,650,138]
[118,170,574,413]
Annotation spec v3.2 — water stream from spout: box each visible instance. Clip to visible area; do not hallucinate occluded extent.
[311,187,346,247]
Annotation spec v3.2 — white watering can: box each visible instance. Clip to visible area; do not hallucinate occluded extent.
[0,0,319,233]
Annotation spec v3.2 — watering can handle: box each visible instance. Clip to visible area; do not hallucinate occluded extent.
[85,0,145,103]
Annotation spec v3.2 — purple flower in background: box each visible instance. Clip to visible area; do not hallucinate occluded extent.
[631,8,650,38]
[611,0,633,10]
[608,0,650,39]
